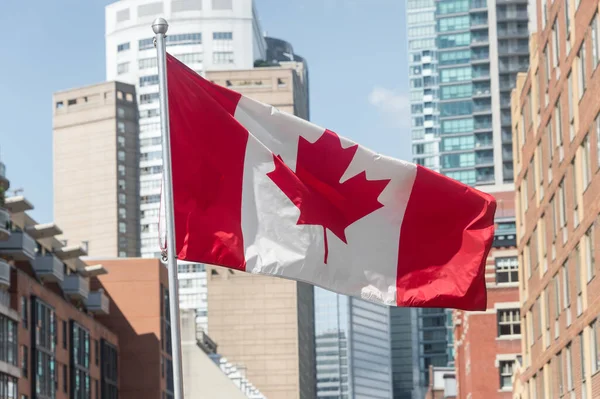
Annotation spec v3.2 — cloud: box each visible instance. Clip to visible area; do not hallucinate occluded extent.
[368,87,411,127]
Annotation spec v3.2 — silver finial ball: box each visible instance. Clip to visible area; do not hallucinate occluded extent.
[152,18,169,34]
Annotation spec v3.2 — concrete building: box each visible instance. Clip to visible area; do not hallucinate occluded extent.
[511,0,600,396]
[314,288,393,399]
[53,81,140,258]
[105,0,267,258]
[0,167,118,398]
[407,0,441,172]
[181,309,265,398]
[177,261,208,332]
[207,266,315,399]
[453,191,521,399]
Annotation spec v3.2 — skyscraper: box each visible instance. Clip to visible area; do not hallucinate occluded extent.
[314,288,393,399]
[53,81,140,257]
[407,0,441,172]
[105,0,267,258]
[435,0,529,189]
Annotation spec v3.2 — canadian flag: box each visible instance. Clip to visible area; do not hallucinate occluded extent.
[167,54,496,311]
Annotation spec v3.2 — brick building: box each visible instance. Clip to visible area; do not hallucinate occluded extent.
[511,0,600,396]
[0,161,119,399]
[453,191,521,399]
[91,258,172,399]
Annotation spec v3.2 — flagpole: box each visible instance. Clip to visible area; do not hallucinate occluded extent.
[152,17,185,399]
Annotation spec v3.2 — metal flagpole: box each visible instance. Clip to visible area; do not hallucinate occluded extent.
[152,17,185,399]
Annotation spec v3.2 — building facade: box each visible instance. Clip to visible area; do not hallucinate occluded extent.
[53,81,140,258]
[434,0,528,189]
[453,191,521,399]
[512,0,600,396]
[407,0,441,171]
[207,266,315,399]
[0,168,119,398]
[105,0,267,258]
[314,288,393,399]
[177,261,208,333]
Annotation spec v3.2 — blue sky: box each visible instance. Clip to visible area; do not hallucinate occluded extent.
[0,0,410,223]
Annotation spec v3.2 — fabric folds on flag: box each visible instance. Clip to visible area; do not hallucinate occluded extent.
[166,54,496,311]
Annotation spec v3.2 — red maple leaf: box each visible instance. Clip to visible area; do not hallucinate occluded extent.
[267,130,390,263]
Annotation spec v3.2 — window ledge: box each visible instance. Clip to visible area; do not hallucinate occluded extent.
[498,388,513,393]
[496,334,522,341]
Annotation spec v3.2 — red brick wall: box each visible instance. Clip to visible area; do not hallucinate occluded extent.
[10,267,118,399]
[92,258,169,399]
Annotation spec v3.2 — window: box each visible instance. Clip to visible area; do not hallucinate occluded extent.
[583,135,591,189]
[117,62,129,75]
[575,245,583,315]
[139,57,158,69]
[438,33,471,48]
[552,21,559,71]
[558,350,565,394]
[563,261,571,308]
[118,194,126,205]
[579,43,587,99]
[63,320,67,349]
[119,223,126,233]
[166,33,202,46]
[566,343,574,391]
[140,75,159,87]
[580,332,586,381]
[440,83,474,99]
[34,299,56,398]
[139,38,154,51]
[118,179,126,190]
[554,273,561,319]
[119,208,126,220]
[559,180,567,242]
[117,121,125,134]
[117,107,125,118]
[496,257,518,283]
[440,66,472,82]
[438,15,470,31]
[21,296,28,328]
[572,161,579,227]
[140,109,160,119]
[437,0,469,14]
[0,315,19,367]
[117,42,130,52]
[71,322,91,399]
[586,227,595,282]
[173,52,203,65]
[555,98,563,160]
[497,309,521,336]
[63,364,67,393]
[213,52,234,64]
[94,340,99,366]
[118,151,125,162]
[21,345,28,378]
[140,92,159,104]
[568,73,575,140]
[591,319,600,373]
[593,13,600,69]
[213,32,232,40]
[441,117,474,134]
[499,360,514,388]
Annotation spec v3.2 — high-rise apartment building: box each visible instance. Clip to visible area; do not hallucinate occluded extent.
[407,0,441,171]
[53,81,140,258]
[453,191,521,399]
[105,0,267,258]
[511,0,600,396]
[314,288,393,399]
[435,0,529,189]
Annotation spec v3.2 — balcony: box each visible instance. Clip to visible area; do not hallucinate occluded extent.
[471,36,489,46]
[25,223,62,240]
[0,208,9,241]
[502,129,513,143]
[497,28,529,38]
[474,123,492,132]
[0,260,10,290]
[0,161,8,191]
[33,254,64,283]
[0,231,36,261]
[476,156,495,166]
[496,10,528,21]
[470,0,487,10]
[62,274,89,301]
[499,62,529,74]
[86,290,109,315]
[498,45,529,55]
[54,244,87,261]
